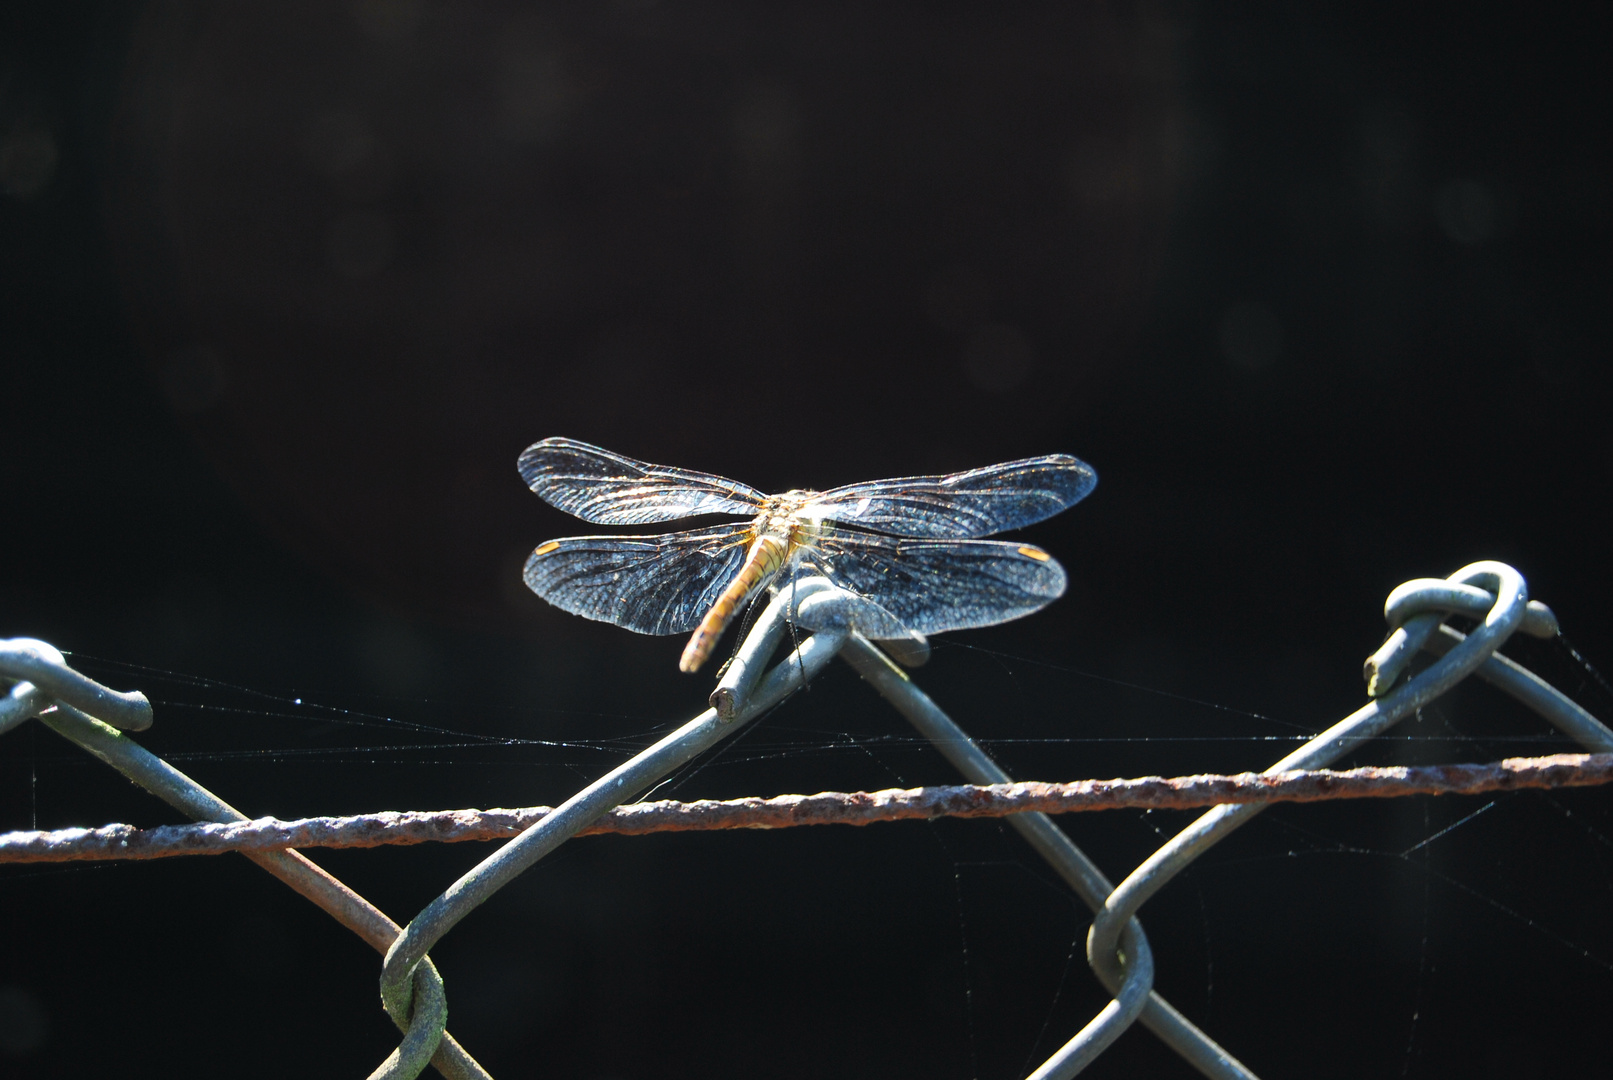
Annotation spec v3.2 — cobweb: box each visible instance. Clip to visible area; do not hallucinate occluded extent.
[4,631,1612,1079]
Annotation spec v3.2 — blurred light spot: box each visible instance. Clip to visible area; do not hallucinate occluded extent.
[326,211,395,278]
[1435,179,1497,245]
[0,123,58,200]
[1529,323,1585,387]
[1351,299,1409,375]
[357,620,435,696]
[1284,184,1342,248]
[924,264,990,333]
[733,88,797,166]
[1359,104,1416,168]
[963,323,1035,393]
[1216,24,1263,83]
[160,347,227,413]
[1218,302,1283,370]
[1356,104,1417,230]
[732,86,799,208]
[732,86,800,270]
[352,0,425,41]
[1156,110,1222,192]
[304,109,377,177]
[497,29,576,143]
[1065,141,1142,206]
[1134,8,1191,83]
[0,985,48,1056]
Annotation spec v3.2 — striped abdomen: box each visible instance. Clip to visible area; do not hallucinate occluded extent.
[679,533,791,673]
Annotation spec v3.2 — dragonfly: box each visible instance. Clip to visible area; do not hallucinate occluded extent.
[518,438,1097,673]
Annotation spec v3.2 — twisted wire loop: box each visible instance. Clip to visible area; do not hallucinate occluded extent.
[840,638,1250,1079]
[0,641,493,1080]
[1083,562,1613,1078]
[375,586,850,1080]
[0,638,153,734]
[372,574,1243,1079]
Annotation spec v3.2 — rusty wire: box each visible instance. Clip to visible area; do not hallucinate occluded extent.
[3,751,1609,865]
[4,561,1611,1080]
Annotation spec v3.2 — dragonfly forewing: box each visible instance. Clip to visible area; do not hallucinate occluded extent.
[805,454,1096,538]
[519,437,767,525]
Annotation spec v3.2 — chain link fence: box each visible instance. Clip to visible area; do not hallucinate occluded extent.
[4,560,1611,1078]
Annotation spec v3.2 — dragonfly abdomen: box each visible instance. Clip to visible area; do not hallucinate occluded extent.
[678,532,791,673]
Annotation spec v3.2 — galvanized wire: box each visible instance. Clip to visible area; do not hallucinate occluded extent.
[840,635,1250,1079]
[0,638,152,733]
[4,560,1608,1078]
[1083,562,1613,1077]
[376,587,849,1079]
[0,640,491,1080]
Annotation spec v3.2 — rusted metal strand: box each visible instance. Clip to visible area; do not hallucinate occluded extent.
[28,701,486,1080]
[6,751,1608,865]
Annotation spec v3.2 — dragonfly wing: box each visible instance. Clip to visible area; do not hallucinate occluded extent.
[519,438,768,525]
[806,454,1096,538]
[523,525,752,635]
[808,525,1068,634]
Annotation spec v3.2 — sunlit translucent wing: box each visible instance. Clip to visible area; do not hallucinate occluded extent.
[518,437,767,525]
[523,525,754,635]
[804,454,1097,539]
[802,523,1068,634]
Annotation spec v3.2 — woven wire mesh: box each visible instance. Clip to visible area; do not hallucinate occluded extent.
[3,561,1611,1078]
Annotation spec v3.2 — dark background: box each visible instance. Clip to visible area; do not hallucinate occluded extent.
[3,2,1611,1077]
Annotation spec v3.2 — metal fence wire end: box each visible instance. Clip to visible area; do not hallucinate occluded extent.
[0,638,153,733]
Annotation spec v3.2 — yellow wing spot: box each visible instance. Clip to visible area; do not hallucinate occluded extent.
[1018,545,1051,561]
[533,540,562,556]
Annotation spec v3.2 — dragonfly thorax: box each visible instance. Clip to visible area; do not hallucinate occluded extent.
[758,489,822,514]
[751,489,825,544]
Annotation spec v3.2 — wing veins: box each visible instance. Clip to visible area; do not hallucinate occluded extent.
[524,525,753,635]
[806,525,1067,634]
[519,438,767,525]
[806,453,1097,538]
